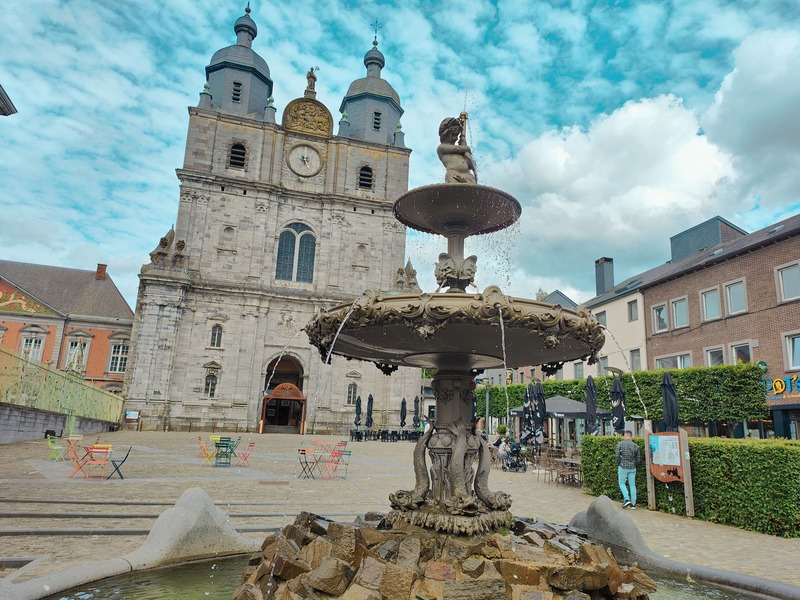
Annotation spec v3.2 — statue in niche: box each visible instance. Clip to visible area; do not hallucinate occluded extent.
[437,112,477,184]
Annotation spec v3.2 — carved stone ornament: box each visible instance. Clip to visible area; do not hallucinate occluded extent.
[147,226,187,269]
[386,376,514,535]
[434,253,478,292]
[282,97,333,137]
[305,285,605,371]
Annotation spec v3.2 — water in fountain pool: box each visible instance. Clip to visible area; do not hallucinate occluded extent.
[41,556,763,600]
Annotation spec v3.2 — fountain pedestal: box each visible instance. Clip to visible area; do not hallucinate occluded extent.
[385,370,512,535]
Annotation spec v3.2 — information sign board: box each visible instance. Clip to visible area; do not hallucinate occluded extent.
[648,432,684,482]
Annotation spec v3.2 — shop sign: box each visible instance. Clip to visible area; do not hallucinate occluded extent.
[762,375,800,401]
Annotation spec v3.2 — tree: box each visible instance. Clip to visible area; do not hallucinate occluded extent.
[535,288,548,301]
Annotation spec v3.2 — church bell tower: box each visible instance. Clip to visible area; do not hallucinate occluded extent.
[124,7,420,433]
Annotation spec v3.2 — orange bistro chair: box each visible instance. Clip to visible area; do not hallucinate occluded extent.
[320,450,343,479]
[236,441,255,467]
[85,445,113,479]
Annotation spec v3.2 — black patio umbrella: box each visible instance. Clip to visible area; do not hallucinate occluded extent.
[610,377,626,435]
[520,384,534,442]
[584,375,598,435]
[532,381,546,437]
[661,371,679,432]
[400,397,407,428]
[366,393,374,429]
[412,396,420,429]
[354,396,362,427]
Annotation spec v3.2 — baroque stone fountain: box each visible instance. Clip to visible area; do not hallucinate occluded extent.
[305,113,605,536]
[231,115,665,600]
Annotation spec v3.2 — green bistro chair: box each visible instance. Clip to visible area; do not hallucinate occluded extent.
[107,446,133,479]
[46,435,67,462]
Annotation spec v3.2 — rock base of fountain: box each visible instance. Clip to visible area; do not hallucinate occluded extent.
[233,511,657,600]
[385,506,513,536]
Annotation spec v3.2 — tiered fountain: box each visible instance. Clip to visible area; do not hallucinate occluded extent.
[305,113,605,535]
[230,115,669,600]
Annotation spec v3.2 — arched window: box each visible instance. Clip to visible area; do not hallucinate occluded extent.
[358,166,373,189]
[210,325,223,348]
[229,143,246,168]
[204,374,217,398]
[275,223,316,283]
[347,382,358,405]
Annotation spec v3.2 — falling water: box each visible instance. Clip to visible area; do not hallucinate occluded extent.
[309,307,355,434]
[497,306,511,428]
[602,325,648,419]
[264,329,306,394]
[256,329,308,430]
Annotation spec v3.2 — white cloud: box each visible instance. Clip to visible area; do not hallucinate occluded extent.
[702,29,800,223]
[466,95,735,302]
[2,1,799,311]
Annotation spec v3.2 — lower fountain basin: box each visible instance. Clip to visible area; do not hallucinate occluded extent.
[42,556,759,600]
[305,285,604,370]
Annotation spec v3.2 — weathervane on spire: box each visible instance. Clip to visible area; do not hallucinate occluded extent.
[371,18,382,44]
[245,1,251,15]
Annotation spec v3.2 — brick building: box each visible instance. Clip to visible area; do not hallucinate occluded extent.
[124,9,421,433]
[641,214,800,437]
[0,260,134,391]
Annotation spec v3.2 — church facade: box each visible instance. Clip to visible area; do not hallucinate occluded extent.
[124,8,421,433]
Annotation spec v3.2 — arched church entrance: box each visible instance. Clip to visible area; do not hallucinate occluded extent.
[265,357,303,393]
[261,358,305,433]
[261,383,306,434]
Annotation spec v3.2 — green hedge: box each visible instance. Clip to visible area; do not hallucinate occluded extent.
[476,363,769,423]
[581,435,800,537]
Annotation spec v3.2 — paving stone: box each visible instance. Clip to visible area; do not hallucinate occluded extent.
[397,536,422,570]
[441,578,507,600]
[380,562,418,600]
[424,560,456,581]
[306,557,354,596]
[354,556,385,589]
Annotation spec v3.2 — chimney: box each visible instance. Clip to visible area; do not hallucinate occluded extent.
[95,263,107,281]
[595,257,614,296]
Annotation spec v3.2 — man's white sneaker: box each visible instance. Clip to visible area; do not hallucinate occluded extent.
[629,504,637,510]
[622,500,631,508]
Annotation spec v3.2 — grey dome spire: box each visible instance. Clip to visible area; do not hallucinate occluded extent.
[234,3,257,47]
[364,37,385,73]
[204,4,273,120]
[338,36,403,145]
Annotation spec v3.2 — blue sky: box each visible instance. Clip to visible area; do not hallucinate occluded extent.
[2,0,800,307]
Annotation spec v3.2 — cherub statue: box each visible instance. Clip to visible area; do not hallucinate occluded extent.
[437,113,477,184]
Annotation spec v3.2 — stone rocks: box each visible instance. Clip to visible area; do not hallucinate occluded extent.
[233,511,657,600]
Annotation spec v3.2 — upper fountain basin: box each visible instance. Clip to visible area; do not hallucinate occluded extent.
[394,183,522,237]
[305,286,605,371]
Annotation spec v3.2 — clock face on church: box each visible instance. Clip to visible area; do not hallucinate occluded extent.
[287,144,323,177]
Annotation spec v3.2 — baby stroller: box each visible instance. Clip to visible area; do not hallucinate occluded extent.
[502,442,527,472]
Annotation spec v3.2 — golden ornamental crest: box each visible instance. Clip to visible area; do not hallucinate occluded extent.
[282,98,333,137]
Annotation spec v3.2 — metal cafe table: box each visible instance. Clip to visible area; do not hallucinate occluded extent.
[214,439,236,467]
